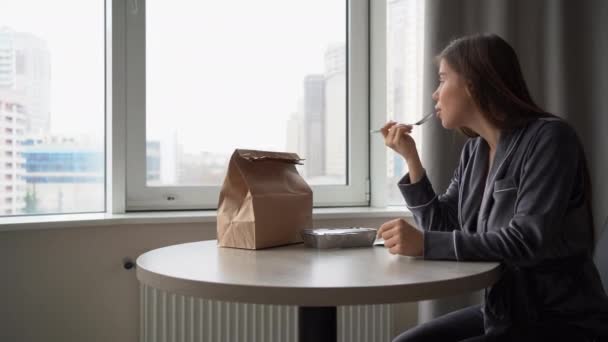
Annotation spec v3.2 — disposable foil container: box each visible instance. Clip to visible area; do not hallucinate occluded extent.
[300,227,378,249]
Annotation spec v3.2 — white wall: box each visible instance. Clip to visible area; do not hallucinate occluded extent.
[0,216,423,342]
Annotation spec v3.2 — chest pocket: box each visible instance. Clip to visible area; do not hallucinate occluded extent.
[494,177,518,193]
[488,177,518,226]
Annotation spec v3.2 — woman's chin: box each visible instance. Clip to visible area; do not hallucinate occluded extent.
[439,116,461,130]
[440,118,453,129]
[437,113,451,129]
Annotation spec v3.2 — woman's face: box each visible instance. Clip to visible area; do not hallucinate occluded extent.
[432,59,477,129]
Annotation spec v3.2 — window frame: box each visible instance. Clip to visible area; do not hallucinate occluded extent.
[118,0,371,211]
[0,0,424,221]
[0,0,107,217]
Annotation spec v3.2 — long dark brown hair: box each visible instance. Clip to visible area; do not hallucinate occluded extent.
[436,33,596,249]
[436,33,551,137]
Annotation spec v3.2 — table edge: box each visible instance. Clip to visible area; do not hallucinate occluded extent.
[136,260,503,306]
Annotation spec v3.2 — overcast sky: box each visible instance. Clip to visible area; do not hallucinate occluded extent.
[1,0,345,154]
[146,0,345,154]
[1,0,104,141]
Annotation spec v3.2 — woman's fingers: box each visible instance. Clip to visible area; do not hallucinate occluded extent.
[385,125,398,147]
[391,127,402,146]
[381,121,397,138]
[388,125,412,143]
[392,126,407,146]
[383,122,416,161]
[384,234,401,248]
[383,121,397,129]
[377,219,396,237]
[389,245,402,255]
[395,124,413,131]
[378,219,422,256]
[395,124,413,135]
[381,122,412,138]
[381,225,400,241]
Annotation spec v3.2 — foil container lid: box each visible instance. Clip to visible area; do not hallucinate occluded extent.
[301,227,378,249]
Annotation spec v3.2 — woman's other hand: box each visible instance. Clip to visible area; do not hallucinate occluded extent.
[377,218,424,257]
[381,121,418,161]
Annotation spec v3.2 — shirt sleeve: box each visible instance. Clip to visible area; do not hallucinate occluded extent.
[398,141,472,233]
[424,121,587,265]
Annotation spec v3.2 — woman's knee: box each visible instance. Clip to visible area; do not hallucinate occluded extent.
[392,305,483,342]
[392,325,436,342]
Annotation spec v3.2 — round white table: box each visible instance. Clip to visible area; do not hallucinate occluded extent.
[137,240,502,342]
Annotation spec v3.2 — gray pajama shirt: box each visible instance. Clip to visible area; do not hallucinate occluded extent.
[399,117,608,337]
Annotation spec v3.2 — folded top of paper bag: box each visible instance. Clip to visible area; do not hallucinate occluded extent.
[237,149,304,164]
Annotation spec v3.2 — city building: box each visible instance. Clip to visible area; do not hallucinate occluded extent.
[1,28,55,214]
[146,141,161,184]
[0,27,51,134]
[324,43,347,182]
[20,135,104,214]
[0,28,17,89]
[286,45,348,184]
[302,74,326,178]
[0,99,27,215]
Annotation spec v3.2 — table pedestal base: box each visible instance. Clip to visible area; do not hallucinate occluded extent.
[299,306,337,342]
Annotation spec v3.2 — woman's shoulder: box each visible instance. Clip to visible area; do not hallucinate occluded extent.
[518,116,583,163]
[523,115,579,145]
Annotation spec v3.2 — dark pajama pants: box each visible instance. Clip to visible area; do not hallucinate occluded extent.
[392,305,597,342]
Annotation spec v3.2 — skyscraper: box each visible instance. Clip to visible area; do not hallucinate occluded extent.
[146,141,161,184]
[0,26,107,215]
[0,99,27,215]
[324,43,346,181]
[0,27,51,134]
[0,28,17,89]
[303,74,325,178]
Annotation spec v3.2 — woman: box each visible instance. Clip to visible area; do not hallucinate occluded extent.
[379,34,608,341]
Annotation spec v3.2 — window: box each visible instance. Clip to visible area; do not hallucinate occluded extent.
[0,0,425,218]
[385,0,425,205]
[0,0,105,216]
[125,0,369,210]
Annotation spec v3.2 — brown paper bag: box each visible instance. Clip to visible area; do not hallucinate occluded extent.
[217,149,313,249]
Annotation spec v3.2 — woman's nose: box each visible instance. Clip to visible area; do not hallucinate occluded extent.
[432,88,439,101]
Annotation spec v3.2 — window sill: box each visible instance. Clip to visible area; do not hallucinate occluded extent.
[0,206,412,232]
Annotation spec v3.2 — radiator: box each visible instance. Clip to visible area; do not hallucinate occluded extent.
[140,284,393,342]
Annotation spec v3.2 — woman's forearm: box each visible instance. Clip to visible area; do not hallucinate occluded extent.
[406,152,424,184]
